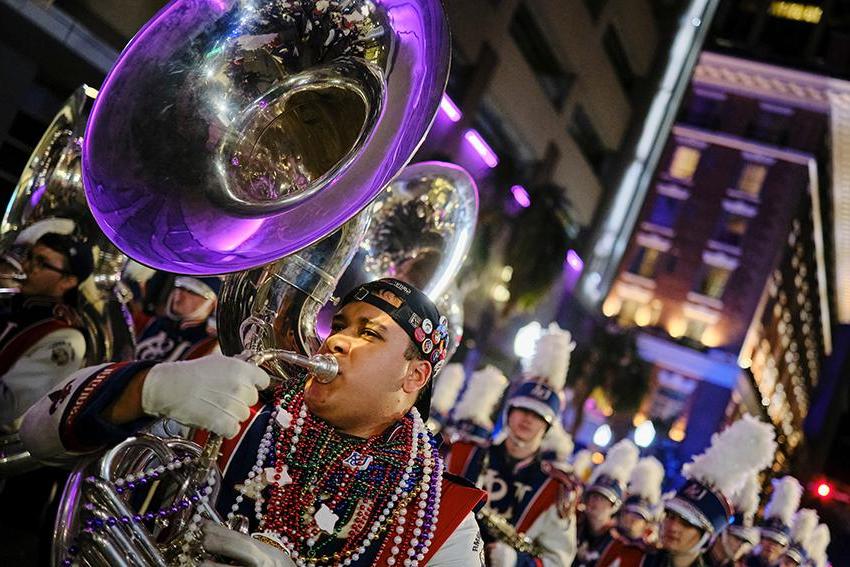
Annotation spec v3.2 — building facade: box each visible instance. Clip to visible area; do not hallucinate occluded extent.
[419,0,667,226]
[603,51,841,466]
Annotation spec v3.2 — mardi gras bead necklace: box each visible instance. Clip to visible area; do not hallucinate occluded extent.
[229,379,443,567]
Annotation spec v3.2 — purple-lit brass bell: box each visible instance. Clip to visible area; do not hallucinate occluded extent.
[82,0,450,274]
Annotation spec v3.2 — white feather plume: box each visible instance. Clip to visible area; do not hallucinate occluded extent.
[452,365,508,428]
[571,449,594,481]
[430,363,465,415]
[763,476,803,525]
[525,323,575,391]
[590,439,639,486]
[808,524,830,567]
[627,457,665,505]
[730,473,761,519]
[790,508,819,547]
[124,260,156,284]
[541,420,574,461]
[681,414,777,497]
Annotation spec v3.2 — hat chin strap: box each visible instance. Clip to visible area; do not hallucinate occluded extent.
[504,426,545,460]
[690,531,712,555]
[668,530,711,562]
[720,531,743,560]
[506,427,530,449]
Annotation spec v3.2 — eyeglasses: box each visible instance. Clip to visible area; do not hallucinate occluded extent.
[26,252,70,276]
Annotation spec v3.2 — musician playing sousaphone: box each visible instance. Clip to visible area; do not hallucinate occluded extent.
[445,323,582,566]
[0,219,93,428]
[21,278,487,565]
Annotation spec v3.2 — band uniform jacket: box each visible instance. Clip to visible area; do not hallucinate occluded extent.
[446,439,578,567]
[19,361,488,565]
[0,295,86,426]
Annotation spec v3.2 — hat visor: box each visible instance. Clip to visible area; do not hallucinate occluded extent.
[783,548,804,565]
[760,527,790,547]
[664,497,713,533]
[507,397,555,424]
[587,485,621,507]
[174,276,216,300]
[623,503,654,521]
[727,525,760,547]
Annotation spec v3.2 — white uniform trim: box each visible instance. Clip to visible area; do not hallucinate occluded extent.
[524,504,577,567]
[427,512,485,566]
[0,327,86,425]
[18,363,110,466]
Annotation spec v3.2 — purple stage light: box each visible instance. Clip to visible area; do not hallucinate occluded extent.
[511,185,531,208]
[566,249,583,271]
[440,95,462,122]
[464,129,499,168]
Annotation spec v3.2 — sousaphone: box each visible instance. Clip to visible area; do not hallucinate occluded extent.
[52,1,450,565]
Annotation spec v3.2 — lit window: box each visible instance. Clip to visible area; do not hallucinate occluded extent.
[628,246,663,279]
[768,2,823,24]
[669,146,701,181]
[737,163,767,197]
[647,194,683,228]
[715,212,749,247]
[697,265,733,299]
[683,90,725,129]
[618,298,640,327]
[684,318,708,342]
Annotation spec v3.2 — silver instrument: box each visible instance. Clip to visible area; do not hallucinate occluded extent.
[0,86,136,478]
[0,85,136,366]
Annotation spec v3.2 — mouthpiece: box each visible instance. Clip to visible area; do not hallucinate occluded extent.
[238,349,339,383]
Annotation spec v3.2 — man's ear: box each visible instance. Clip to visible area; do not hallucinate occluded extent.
[402,359,431,396]
[59,274,79,294]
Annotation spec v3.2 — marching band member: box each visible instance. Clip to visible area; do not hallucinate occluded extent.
[704,473,762,566]
[445,322,580,566]
[596,415,777,567]
[0,227,93,426]
[573,439,640,567]
[778,509,819,567]
[617,456,665,548]
[133,275,221,361]
[745,476,803,567]
[20,279,488,565]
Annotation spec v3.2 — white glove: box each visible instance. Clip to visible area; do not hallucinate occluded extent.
[141,354,269,438]
[201,520,295,567]
[487,541,518,567]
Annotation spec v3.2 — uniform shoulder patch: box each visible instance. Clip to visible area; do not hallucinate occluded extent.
[50,341,76,367]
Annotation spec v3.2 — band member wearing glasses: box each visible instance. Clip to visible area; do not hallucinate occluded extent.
[0,229,93,427]
[445,324,581,567]
[21,278,488,566]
